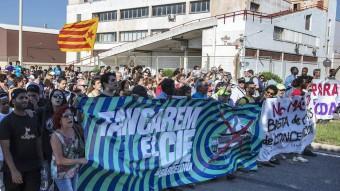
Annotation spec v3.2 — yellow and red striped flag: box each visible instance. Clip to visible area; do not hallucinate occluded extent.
[58,18,99,52]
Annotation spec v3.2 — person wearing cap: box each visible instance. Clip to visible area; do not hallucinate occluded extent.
[276,84,286,98]
[0,91,10,190]
[230,77,246,105]
[216,86,234,106]
[0,88,42,191]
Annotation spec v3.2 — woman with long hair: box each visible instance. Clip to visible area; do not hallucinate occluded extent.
[51,105,86,191]
[86,76,102,97]
[118,80,131,96]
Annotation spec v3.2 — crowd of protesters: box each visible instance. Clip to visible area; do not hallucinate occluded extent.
[0,60,339,191]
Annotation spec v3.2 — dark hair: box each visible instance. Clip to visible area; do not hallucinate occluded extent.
[245,81,255,88]
[53,105,72,129]
[49,89,67,105]
[13,76,24,87]
[57,77,67,83]
[265,85,278,95]
[291,67,298,73]
[161,78,175,96]
[87,76,101,94]
[292,77,303,88]
[176,85,191,96]
[118,80,130,92]
[0,74,6,83]
[100,72,116,89]
[313,69,320,75]
[131,85,148,98]
[247,70,254,75]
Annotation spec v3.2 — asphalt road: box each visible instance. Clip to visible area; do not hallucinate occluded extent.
[180,151,340,191]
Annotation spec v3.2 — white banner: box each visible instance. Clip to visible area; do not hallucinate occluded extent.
[258,96,316,161]
[311,79,340,120]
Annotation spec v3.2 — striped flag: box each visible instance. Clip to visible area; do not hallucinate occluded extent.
[58,18,98,52]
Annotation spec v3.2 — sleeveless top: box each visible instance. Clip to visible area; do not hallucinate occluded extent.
[51,127,84,179]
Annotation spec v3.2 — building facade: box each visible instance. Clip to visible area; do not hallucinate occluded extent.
[67,0,338,79]
[0,24,66,67]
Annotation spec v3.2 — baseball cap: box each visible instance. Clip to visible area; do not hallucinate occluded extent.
[238,77,246,84]
[276,84,286,90]
[27,84,40,94]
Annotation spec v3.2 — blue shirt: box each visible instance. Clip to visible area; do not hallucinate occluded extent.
[284,74,296,90]
[192,92,208,99]
[156,92,168,99]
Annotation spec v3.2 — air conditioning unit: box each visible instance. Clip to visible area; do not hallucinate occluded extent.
[168,14,176,22]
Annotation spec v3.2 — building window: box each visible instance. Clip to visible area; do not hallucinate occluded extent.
[76,14,82,22]
[120,31,148,42]
[93,11,117,22]
[250,2,260,12]
[273,26,284,40]
[76,52,81,62]
[190,0,210,13]
[305,14,312,31]
[273,26,318,47]
[96,33,117,43]
[152,3,186,16]
[120,7,149,20]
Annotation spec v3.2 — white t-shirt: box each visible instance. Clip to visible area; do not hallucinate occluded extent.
[230,86,246,105]
[0,112,10,161]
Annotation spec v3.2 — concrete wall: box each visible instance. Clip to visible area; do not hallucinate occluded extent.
[0,28,7,57]
[202,16,246,77]
[244,8,327,78]
[245,8,327,56]
[4,29,65,64]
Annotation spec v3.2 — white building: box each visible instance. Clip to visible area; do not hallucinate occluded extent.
[67,0,336,79]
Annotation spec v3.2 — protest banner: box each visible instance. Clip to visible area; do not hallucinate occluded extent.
[258,96,316,162]
[311,79,340,120]
[76,97,263,191]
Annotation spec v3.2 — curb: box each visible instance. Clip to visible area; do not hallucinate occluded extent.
[312,142,340,153]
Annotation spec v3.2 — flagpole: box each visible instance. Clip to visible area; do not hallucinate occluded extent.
[18,0,23,65]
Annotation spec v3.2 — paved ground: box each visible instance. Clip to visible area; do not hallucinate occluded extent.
[180,151,340,191]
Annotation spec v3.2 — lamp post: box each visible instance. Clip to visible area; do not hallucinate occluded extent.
[18,0,23,65]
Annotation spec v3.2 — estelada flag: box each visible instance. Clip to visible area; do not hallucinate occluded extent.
[58,18,98,52]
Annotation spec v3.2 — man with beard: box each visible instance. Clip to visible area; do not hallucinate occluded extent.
[236,82,257,106]
[0,89,42,191]
[99,72,118,97]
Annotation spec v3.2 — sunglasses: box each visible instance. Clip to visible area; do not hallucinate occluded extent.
[52,95,64,100]
[266,91,275,96]
[279,89,286,91]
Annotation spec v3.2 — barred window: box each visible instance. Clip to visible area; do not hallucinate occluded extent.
[96,33,117,43]
[93,11,117,22]
[120,7,149,20]
[120,31,148,42]
[152,3,186,16]
[190,0,210,13]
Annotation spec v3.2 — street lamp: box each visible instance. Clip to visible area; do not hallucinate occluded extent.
[18,0,23,65]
